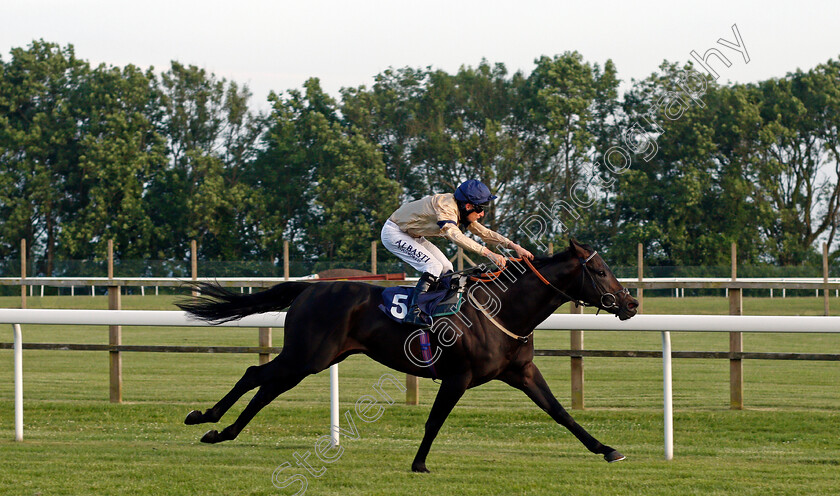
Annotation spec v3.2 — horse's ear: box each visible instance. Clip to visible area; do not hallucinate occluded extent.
[568,238,585,256]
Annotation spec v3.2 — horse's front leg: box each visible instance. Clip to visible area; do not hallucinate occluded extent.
[500,362,624,462]
[411,374,471,473]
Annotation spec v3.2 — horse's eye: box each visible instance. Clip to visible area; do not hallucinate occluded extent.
[597,270,606,277]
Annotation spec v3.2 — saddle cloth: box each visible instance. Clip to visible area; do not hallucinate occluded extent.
[378,275,466,324]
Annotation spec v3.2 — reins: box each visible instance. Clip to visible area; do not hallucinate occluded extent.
[467,251,628,343]
[468,254,591,308]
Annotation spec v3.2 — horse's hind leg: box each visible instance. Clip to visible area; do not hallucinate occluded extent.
[185,362,271,425]
[188,308,350,441]
[200,377,302,443]
[199,344,342,443]
[185,350,308,426]
[200,344,351,443]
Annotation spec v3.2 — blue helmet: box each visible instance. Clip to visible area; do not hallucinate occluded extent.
[453,179,497,205]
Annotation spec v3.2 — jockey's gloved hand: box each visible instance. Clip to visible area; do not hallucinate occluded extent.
[510,243,534,260]
[482,247,507,268]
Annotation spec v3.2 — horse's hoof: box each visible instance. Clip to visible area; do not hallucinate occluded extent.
[604,450,626,463]
[185,410,203,425]
[411,463,430,473]
[200,430,221,444]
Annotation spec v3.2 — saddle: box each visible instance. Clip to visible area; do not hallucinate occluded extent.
[379,273,468,324]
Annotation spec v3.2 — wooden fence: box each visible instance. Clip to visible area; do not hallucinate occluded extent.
[2,241,839,410]
[4,309,840,456]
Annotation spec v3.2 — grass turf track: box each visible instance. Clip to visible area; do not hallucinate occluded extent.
[0,295,838,495]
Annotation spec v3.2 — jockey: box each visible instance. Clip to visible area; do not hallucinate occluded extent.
[381,179,534,325]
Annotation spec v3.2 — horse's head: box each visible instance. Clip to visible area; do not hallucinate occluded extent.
[562,239,638,320]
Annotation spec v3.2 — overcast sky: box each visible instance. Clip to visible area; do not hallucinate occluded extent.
[2,0,838,111]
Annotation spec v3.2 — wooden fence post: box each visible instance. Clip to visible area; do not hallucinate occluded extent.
[283,241,290,281]
[570,302,584,410]
[638,243,644,314]
[824,243,830,316]
[548,242,554,256]
[191,240,198,279]
[406,374,419,405]
[729,242,743,410]
[190,239,198,284]
[457,247,464,271]
[108,240,122,403]
[259,327,272,365]
[569,235,582,408]
[20,239,27,310]
[371,241,377,275]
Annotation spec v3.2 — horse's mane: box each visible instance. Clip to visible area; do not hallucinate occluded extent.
[535,241,598,266]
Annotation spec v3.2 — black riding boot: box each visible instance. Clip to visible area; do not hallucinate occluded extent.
[403,272,436,326]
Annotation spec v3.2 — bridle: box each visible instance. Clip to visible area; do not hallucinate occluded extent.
[573,252,631,312]
[471,251,629,312]
[466,251,629,343]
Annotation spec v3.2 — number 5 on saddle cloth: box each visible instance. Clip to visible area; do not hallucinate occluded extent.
[379,273,467,325]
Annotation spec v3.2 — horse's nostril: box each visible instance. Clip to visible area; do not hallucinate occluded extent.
[627,300,638,310]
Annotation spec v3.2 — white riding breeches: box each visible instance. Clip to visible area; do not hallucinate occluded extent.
[381,220,454,277]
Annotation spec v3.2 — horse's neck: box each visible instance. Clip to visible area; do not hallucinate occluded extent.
[490,254,579,334]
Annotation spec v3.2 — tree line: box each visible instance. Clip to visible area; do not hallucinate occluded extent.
[1,40,838,275]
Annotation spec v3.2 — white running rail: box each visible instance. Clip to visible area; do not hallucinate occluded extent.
[3,309,840,459]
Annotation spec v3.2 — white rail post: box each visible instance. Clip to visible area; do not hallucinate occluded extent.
[662,331,673,460]
[330,364,339,447]
[14,324,23,442]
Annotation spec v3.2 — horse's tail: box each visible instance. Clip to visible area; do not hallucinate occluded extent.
[177,281,311,324]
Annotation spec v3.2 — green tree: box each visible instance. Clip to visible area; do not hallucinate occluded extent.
[410,61,521,229]
[311,128,400,259]
[341,66,428,200]
[244,90,312,263]
[151,62,265,260]
[0,40,89,274]
[252,79,399,262]
[754,60,840,264]
[704,82,772,264]
[345,55,621,253]
[57,63,167,261]
[609,62,727,266]
[523,53,620,250]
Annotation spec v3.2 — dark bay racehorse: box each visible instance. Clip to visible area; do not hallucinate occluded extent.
[177,239,638,472]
